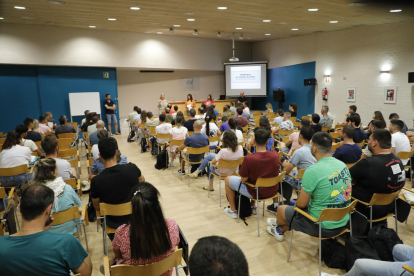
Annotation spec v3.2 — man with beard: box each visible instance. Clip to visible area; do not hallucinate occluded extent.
[266,132,352,242]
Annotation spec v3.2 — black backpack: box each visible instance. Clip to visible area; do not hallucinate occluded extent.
[154,149,169,170]
[368,224,403,261]
[127,129,135,142]
[233,181,252,225]
[321,239,346,269]
[345,237,380,271]
[87,194,97,222]
[140,137,147,153]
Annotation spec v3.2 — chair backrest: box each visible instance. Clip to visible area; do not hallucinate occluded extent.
[332,143,340,152]
[0,138,6,144]
[290,149,297,156]
[216,121,223,128]
[397,151,414,160]
[356,141,365,147]
[0,187,7,198]
[83,132,89,138]
[242,126,249,132]
[242,132,247,139]
[302,116,311,120]
[169,139,185,146]
[346,163,356,168]
[58,138,73,150]
[217,157,244,168]
[100,202,132,217]
[186,145,210,155]
[296,169,306,179]
[290,117,296,122]
[255,172,286,188]
[334,124,343,130]
[58,148,77,158]
[273,123,280,128]
[279,129,293,136]
[330,132,340,139]
[156,133,170,139]
[51,206,80,226]
[67,159,78,168]
[209,136,220,143]
[268,112,275,116]
[187,131,194,136]
[110,249,183,276]
[139,123,146,129]
[293,122,301,127]
[34,141,42,148]
[67,122,78,128]
[0,164,28,177]
[58,133,76,139]
[368,191,400,206]
[253,111,262,116]
[317,200,357,222]
[65,178,77,189]
[322,126,331,132]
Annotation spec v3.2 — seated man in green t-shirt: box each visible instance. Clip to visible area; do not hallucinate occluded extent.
[0,184,92,276]
[267,131,352,242]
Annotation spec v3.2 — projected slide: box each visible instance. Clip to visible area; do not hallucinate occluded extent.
[231,66,261,89]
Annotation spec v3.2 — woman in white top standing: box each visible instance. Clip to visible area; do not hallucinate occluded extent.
[189,131,243,191]
[158,93,168,116]
[201,107,221,148]
[168,116,188,167]
[0,131,34,187]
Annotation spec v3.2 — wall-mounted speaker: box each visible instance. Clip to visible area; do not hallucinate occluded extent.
[273,90,285,102]
[304,78,317,86]
[409,72,414,83]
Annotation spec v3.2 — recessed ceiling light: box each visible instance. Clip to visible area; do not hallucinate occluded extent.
[308,8,318,11]
[89,26,96,28]
[265,34,271,36]
[292,28,299,31]
[0,17,3,20]
[130,7,140,10]
[173,25,180,27]
[217,7,227,10]
[108,18,116,21]
[330,21,338,23]
[14,6,26,9]
[236,27,242,30]
[390,9,402,12]
[187,18,195,21]
[263,20,271,22]
[157,32,162,34]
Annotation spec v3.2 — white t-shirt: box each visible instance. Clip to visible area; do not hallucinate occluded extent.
[92,144,99,158]
[215,145,244,176]
[243,107,250,114]
[391,132,411,165]
[201,123,219,146]
[22,139,38,152]
[0,145,31,168]
[156,123,172,144]
[53,158,73,181]
[221,129,243,144]
[273,116,283,125]
[170,126,188,138]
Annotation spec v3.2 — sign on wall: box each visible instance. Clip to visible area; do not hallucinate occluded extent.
[180,78,200,91]
[384,86,397,104]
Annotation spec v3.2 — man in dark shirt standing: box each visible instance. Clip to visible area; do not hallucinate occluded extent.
[24,118,42,142]
[54,115,76,137]
[184,109,197,131]
[350,129,405,221]
[91,137,145,239]
[104,94,120,135]
[237,91,247,105]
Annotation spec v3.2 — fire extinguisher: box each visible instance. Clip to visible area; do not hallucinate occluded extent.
[322,88,328,101]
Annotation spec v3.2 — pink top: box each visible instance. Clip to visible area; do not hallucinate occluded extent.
[39,123,52,134]
[288,132,302,155]
[169,127,188,151]
[215,145,244,176]
[112,219,180,276]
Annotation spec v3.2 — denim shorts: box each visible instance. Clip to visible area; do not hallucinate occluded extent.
[229,176,253,199]
[106,114,117,123]
[0,172,34,188]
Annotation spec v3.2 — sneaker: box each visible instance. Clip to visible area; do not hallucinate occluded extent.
[224,207,238,219]
[267,226,284,242]
[188,173,198,178]
[251,206,257,215]
[178,169,186,175]
[267,203,279,215]
[267,218,278,227]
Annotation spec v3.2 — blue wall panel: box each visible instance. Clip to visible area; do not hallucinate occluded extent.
[0,65,118,133]
[252,62,316,119]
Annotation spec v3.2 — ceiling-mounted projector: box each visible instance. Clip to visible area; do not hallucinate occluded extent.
[229,35,239,62]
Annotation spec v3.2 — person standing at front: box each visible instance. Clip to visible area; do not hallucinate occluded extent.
[104,94,120,135]
[158,93,169,115]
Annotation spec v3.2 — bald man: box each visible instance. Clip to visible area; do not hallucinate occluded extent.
[89,120,110,146]
[237,91,247,105]
[174,120,209,175]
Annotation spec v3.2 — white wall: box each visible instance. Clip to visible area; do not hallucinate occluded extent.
[0,23,251,71]
[252,21,414,127]
[117,70,225,118]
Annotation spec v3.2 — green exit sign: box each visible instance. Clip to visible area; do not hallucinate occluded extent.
[103,72,109,78]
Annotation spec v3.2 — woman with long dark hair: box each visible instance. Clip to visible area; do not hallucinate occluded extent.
[111,183,179,275]
[205,94,215,107]
[201,107,221,148]
[289,103,298,118]
[189,131,243,191]
[185,94,196,117]
[247,116,274,152]
[225,118,243,143]
[0,131,34,187]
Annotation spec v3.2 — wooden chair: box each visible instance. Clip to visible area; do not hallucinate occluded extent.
[58,133,76,139]
[65,178,82,197]
[147,126,156,138]
[99,202,132,256]
[58,138,74,150]
[187,131,194,136]
[182,145,210,186]
[168,139,185,173]
[208,157,244,207]
[403,265,414,274]
[68,158,82,174]
[288,169,306,196]
[293,122,301,129]
[154,133,171,159]
[356,141,366,147]
[208,136,220,151]
[352,191,400,232]
[273,123,280,128]
[51,205,89,252]
[87,157,94,175]
[253,111,262,116]
[0,164,30,192]
[58,148,79,161]
[287,200,358,276]
[322,126,332,132]
[0,138,6,144]
[0,187,19,233]
[397,151,414,183]
[346,163,356,169]
[278,129,293,140]
[301,116,311,121]
[103,248,184,276]
[334,124,344,130]
[242,126,249,132]
[332,142,340,152]
[290,117,297,122]
[0,132,3,138]
[330,132,340,139]
[67,122,78,128]
[238,172,286,236]
[216,121,223,128]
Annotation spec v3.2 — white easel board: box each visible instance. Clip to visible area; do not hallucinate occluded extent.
[69,92,102,121]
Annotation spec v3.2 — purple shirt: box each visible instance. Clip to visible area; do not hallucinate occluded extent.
[220,122,230,132]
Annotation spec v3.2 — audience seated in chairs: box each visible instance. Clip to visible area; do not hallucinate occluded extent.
[281,119,310,154]
[0,131,34,187]
[174,120,209,175]
[361,120,383,159]
[272,111,294,134]
[229,102,237,115]
[220,116,230,132]
[168,116,188,167]
[149,114,172,153]
[45,111,57,128]
[42,134,77,181]
[15,125,43,157]
[81,112,94,133]
[222,118,243,144]
[267,127,317,214]
[268,132,352,242]
[55,115,76,137]
[39,115,52,134]
[320,106,333,127]
[349,129,405,222]
[310,113,322,134]
[389,113,408,134]
[272,108,284,125]
[132,107,142,124]
[189,131,243,191]
[32,119,44,135]
[32,158,82,235]
[235,107,249,126]
[91,137,144,240]
[107,183,180,276]
[248,116,275,152]
[224,129,281,219]
[0,184,92,276]
[189,236,249,276]
[90,120,109,147]
[333,125,362,164]
[242,101,250,116]
[184,109,197,131]
[128,106,139,121]
[201,109,221,149]
[345,113,366,143]
[337,105,357,125]
[24,117,42,142]
[81,109,90,126]
[87,114,101,137]
[145,111,160,129]
[389,120,411,165]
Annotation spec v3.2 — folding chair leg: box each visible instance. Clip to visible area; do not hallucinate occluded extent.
[287,230,294,262]
[237,195,241,223]
[103,217,108,256]
[395,199,398,234]
[369,206,373,230]
[187,162,190,187]
[83,223,89,252]
[208,166,211,199]
[219,177,222,207]
[350,211,353,237]
[263,200,265,217]
[257,190,260,237]
[319,223,322,276]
